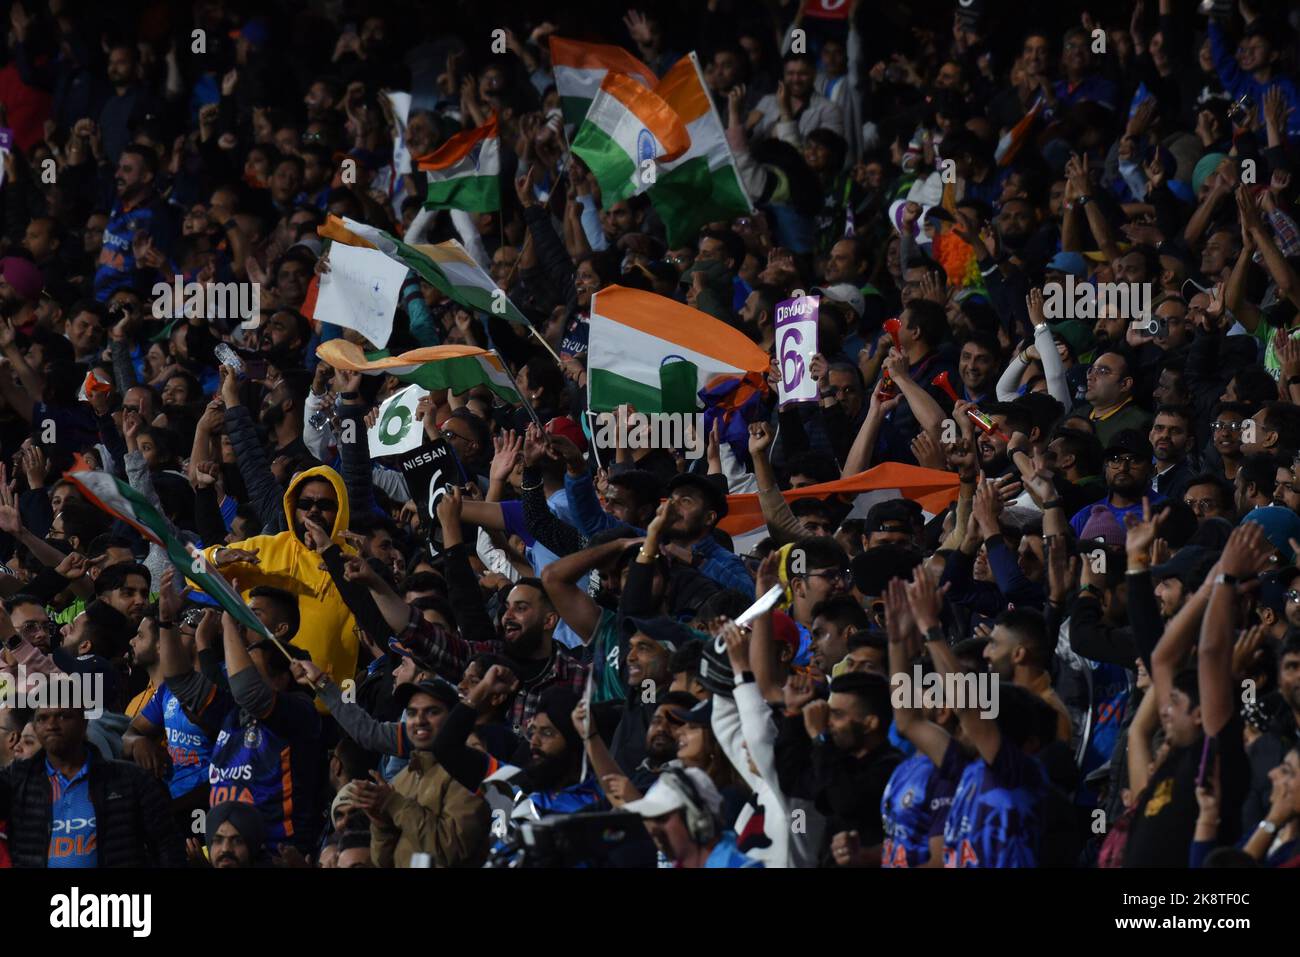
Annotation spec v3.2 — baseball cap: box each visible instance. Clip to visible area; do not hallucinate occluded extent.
[851,543,923,597]
[667,473,728,520]
[622,766,723,820]
[0,257,43,302]
[1103,429,1153,461]
[623,616,703,653]
[393,678,461,711]
[1256,566,1300,613]
[667,697,713,726]
[1240,506,1300,563]
[1148,545,1215,589]
[228,18,270,48]
[811,283,865,319]
[1046,252,1087,278]
[545,415,588,453]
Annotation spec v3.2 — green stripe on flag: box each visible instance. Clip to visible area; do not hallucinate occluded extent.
[589,368,667,413]
[571,123,639,205]
[66,470,271,638]
[561,96,593,131]
[424,175,500,213]
[366,352,521,404]
[649,157,751,247]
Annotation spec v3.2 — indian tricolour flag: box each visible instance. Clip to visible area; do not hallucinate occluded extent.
[548,36,658,131]
[316,339,523,405]
[587,285,771,414]
[418,112,501,212]
[62,465,272,639]
[571,72,689,205]
[318,215,528,325]
[649,54,753,246]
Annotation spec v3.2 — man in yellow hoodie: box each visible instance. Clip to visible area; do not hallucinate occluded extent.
[202,465,359,690]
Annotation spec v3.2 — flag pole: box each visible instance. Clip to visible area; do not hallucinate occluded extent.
[495,349,545,430]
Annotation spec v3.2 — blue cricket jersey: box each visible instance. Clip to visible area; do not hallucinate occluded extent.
[940,737,1047,868]
[881,751,957,867]
[140,684,213,799]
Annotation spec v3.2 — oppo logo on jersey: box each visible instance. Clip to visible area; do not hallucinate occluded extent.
[52,816,96,832]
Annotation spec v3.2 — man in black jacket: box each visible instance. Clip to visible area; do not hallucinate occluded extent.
[0,705,184,867]
[774,671,901,865]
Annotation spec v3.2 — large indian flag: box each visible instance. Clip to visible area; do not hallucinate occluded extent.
[316,339,522,404]
[318,215,528,325]
[650,54,753,246]
[571,72,689,205]
[418,113,501,212]
[62,466,272,639]
[548,36,658,131]
[587,285,770,414]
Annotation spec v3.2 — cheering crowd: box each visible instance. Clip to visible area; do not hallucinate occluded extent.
[2,0,1300,870]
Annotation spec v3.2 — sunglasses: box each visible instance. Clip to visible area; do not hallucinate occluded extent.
[296,496,338,513]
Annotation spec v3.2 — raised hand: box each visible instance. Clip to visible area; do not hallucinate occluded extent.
[490,430,523,483]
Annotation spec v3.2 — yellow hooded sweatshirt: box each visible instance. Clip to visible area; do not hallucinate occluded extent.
[203,465,359,699]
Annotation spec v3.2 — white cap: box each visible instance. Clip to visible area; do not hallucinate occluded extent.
[814,283,866,319]
[622,767,723,820]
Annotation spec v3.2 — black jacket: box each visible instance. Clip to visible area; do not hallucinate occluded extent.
[0,747,185,868]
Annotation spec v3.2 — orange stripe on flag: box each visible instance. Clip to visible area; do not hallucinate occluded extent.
[547,36,657,86]
[317,215,376,249]
[316,339,493,371]
[654,56,710,125]
[716,462,962,536]
[598,72,689,162]
[301,274,320,319]
[417,113,498,172]
[593,286,769,373]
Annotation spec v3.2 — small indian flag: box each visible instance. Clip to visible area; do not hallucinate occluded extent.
[418,112,501,212]
[316,339,523,405]
[649,54,753,247]
[548,36,658,131]
[571,72,689,205]
[587,285,770,414]
[318,215,528,325]
[62,465,272,639]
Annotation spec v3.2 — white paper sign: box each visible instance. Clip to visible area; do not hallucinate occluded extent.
[386,91,413,175]
[775,295,819,407]
[367,383,431,458]
[316,243,407,347]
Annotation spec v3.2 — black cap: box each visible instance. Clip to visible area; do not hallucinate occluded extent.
[1148,546,1216,589]
[1103,429,1153,461]
[851,544,923,597]
[865,499,919,533]
[393,678,460,711]
[667,698,713,726]
[623,616,703,651]
[667,473,729,520]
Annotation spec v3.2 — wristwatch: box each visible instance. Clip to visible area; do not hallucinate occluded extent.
[1214,573,1240,586]
[1258,820,1279,835]
[734,671,756,687]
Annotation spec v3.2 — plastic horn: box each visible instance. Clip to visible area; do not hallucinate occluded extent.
[931,371,959,403]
